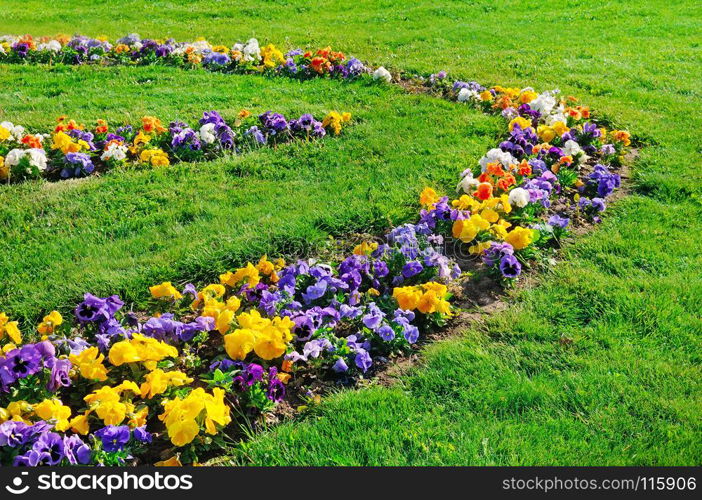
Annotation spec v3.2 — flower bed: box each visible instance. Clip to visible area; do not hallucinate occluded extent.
[0,36,631,467]
[0,34,367,80]
[0,109,351,183]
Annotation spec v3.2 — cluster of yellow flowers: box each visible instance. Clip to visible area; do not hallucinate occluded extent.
[353,241,379,256]
[140,148,170,166]
[223,310,295,361]
[450,193,521,250]
[140,369,194,399]
[0,398,74,431]
[322,111,352,135]
[51,131,90,154]
[83,381,145,428]
[150,281,183,300]
[37,310,63,335]
[0,312,22,344]
[108,334,179,369]
[260,44,285,68]
[420,186,536,254]
[219,255,283,290]
[69,346,109,381]
[198,285,242,334]
[610,129,631,146]
[159,387,231,447]
[392,282,452,316]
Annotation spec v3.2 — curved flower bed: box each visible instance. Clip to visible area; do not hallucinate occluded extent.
[0,109,351,183]
[0,36,631,467]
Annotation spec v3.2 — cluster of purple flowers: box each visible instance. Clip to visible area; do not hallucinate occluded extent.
[94,425,151,453]
[208,360,285,402]
[482,243,521,279]
[501,123,539,158]
[165,109,334,160]
[586,164,621,198]
[236,223,458,373]
[0,341,68,393]
[289,114,326,138]
[61,152,94,178]
[170,121,202,152]
[578,197,607,222]
[74,293,126,351]
[562,122,602,155]
[258,111,289,137]
[522,169,560,208]
[0,421,91,466]
[142,314,214,343]
[202,50,231,67]
[453,80,485,93]
[199,111,236,150]
[548,214,570,230]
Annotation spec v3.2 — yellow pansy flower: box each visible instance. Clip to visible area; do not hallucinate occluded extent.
[33,399,72,431]
[140,369,194,399]
[452,214,490,243]
[155,456,183,467]
[0,313,22,344]
[140,148,170,167]
[149,281,183,300]
[353,241,378,256]
[508,116,531,131]
[108,334,178,367]
[69,347,108,381]
[223,329,256,360]
[70,413,90,435]
[419,187,439,208]
[37,310,63,335]
[220,262,260,289]
[504,227,534,250]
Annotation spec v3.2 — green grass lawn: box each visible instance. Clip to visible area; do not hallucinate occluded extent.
[2,0,701,465]
[0,66,501,322]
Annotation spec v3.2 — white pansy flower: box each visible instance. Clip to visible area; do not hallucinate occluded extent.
[373,66,392,83]
[4,148,47,171]
[508,187,530,208]
[4,148,25,167]
[199,123,217,144]
[38,40,62,52]
[101,143,128,162]
[457,88,479,102]
[245,40,261,62]
[563,140,582,156]
[456,169,480,193]
[479,148,517,171]
[0,121,25,141]
[528,92,557,115]
[0,35,19,45]
[563,139,589,165]
[235,38,260,62]
[546,113,568,126]
[27,149,48,170]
